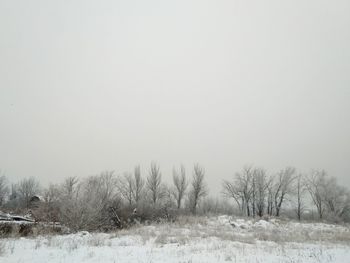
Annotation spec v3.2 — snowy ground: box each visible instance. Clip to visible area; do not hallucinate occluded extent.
[1,216,350,263]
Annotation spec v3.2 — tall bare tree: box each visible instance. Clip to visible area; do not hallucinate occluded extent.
[172,165,188,209]
[117,173,134,206]
[294,173,307,221]
[251,172,256,217]
[222,166,255,216]
[132,165,144,205]
[189,164,208,214]
[306,170,327,219]
[61,176,79,198]
[98,171,117,205]
[274,167,296,216]
[267,175,275,216]
[254,168,270,217]
[238,166,254,216]
[146,162,163,205]
[59,176,82,230]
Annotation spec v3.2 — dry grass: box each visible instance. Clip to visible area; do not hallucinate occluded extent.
[87,235,112,247]
[3,215,349,256]
[105,215,350,246]
[111,215,257,245]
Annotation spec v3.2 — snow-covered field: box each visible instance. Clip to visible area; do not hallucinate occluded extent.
[1,216,350,263]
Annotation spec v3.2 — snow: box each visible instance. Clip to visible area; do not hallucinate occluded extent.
[1,216,350,263]
[0,211,34,223]
[253,219,274,229]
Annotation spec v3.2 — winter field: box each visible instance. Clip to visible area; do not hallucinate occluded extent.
[1,216,350,263]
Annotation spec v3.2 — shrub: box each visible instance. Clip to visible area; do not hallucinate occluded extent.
[0,223,14,237]
[19,224,33,236]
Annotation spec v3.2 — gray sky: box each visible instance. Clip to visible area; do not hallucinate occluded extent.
[1,0,350,194]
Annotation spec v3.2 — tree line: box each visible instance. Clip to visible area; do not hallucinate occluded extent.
[0,164,349,231]
[222,166,350,222]
[0,163,208,230]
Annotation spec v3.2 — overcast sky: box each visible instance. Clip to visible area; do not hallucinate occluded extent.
[1,0,350,194]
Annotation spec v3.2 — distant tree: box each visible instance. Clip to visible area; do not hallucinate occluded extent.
[34,183,61,222]
[117,173,134,206]
[172,165,188,209]
[222,166,255,216]
[323,176,350,219]
[59,171,119,230]
[81,172,118,229]
[201,197,219,214]
[306,170,327,219]
[59,176,82,229]
[294,173,307,221]
[61,176,79,198]
[237,166,254,216]
[0,172,9,206]
[146,162,163,205]
[189,164,208,214]
[9,184,17,200]
[132,165,144,205]
[163,184,175,208]
[222,179,243,212]
[274,167,296,217]
[251,171,256,217]
[117,167,145,206]
[98,171,118,205]
[254,168,270,217]
[266,176,275,216]
[17,177,40,209]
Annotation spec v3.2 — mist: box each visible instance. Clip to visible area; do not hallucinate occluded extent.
[1,0,350,193]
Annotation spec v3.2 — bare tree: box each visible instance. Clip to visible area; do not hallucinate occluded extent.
[163,184,175,208]
[146,162,163,205]
[251,172,256,217]
[59,171,119,230]
[117,173,134,206]
[267,176,275,216]
[58,176,80,225]
[98,171,118,205]
[172,165,188,209]
[132,165,144,205]
[43,184,60,205]
[36,184,61,222]
[306,170,327,219]
[189,164,208,214]
[79,175,108,229]
[117,167,145,206]
[61,176,79,198]
[222,166,255,216]
[274,167,296,217]
[59,176,83,229]
[84,171,119,229]
[254,168,270,217]
[323,176,349,218]
[237,166,254,216]
[222,179,244,212]
[294,173,307,221]
[17,177,40,209]
[0,172,9,206]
